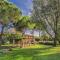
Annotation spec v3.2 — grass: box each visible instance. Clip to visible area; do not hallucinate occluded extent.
[0,44,60,60]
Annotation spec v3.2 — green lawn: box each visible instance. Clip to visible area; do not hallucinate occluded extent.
[0,44,60,60]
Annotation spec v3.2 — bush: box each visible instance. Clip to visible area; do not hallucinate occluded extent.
[40,35,49,41]
[2,33,22,44]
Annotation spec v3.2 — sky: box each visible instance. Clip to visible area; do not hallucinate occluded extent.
[9,0,33,16]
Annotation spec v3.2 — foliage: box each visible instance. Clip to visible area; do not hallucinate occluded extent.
[0,0,21,25]
[15,16,30,32]
[27,22,36,29]
[41,35,49,41]
[7,34,22,41]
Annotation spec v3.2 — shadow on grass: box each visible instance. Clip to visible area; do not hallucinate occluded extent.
[32,53,60,60]
[0,46,60,60]
[5,47,53,60]
[11,47,52,56]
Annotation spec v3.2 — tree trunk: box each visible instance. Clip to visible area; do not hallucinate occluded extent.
[0,25,4,45]
[39,30,41,37]
[32,30,35,44]
[53,11,58,46]
[13,40,15,46]
[54,18,58,46]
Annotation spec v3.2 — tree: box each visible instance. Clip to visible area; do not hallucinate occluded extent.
[0,0,22,45]
[28,21,36,39]
[6,33,22,46]
[14,16,36,47]
[15,16,30,34]
[32,0,60,46]
[14,16,30,47]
